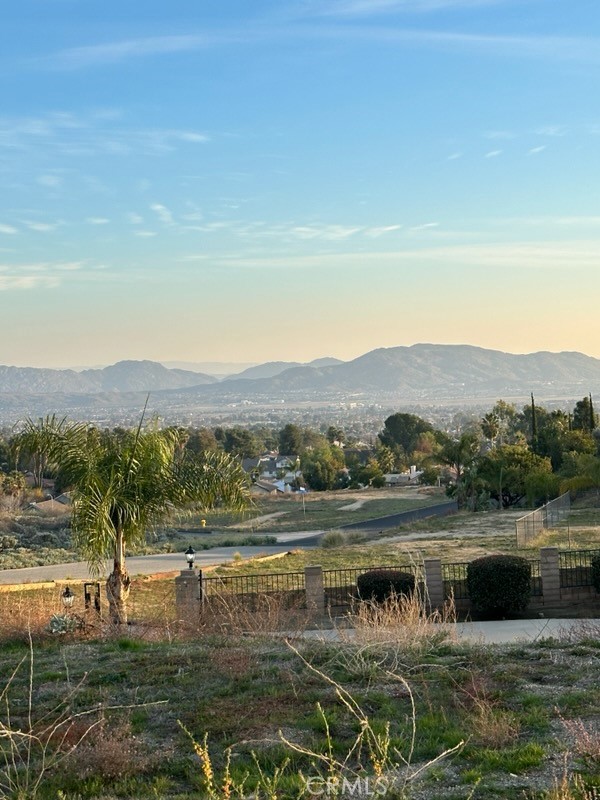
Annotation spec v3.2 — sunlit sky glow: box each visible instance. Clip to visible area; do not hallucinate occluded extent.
[2,0,600,368]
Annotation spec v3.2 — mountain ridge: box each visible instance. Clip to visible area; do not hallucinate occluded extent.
[2,345,600,419]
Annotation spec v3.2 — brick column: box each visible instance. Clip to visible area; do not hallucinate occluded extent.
[423,558,444,610]
[175,569,200,615]
[304,565,325,618]
[540,547,561,605]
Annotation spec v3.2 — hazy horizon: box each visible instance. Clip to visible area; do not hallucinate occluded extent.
[4,341,600,372]
[3,1,600,367]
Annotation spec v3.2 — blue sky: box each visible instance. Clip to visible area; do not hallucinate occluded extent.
[3,0,600,367]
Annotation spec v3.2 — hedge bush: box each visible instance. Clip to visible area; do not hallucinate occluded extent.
[591,554,600,593]
[357,569,415,603]
[466,554,531,617]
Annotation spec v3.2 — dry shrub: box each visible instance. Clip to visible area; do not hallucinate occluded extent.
[456,671,520,748]
[199,591,311,637]
[347,587,457,653]
[560,715,600,772]
[557,620,600,643]
[65,716,151,780]
[0,586,64,642]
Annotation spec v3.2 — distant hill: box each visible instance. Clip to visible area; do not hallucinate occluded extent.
[3,345,600,420]
[226,357,344,381]
[195,344,600,400]
[0,360,215,395]
[160,360,258,376]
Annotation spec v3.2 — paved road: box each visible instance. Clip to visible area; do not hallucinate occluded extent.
[340,500,458,532]
[0,534,321,585]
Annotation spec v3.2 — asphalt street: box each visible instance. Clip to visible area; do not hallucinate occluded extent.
[0,534,321,585]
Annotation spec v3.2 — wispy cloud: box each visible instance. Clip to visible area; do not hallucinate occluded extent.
[37,174,63,188]
[536,125,568,137]
[0,224,18,235]
[22,220,63,233]
[484,149,502,158]
[364,224,403,237]
[307,0,505,16]
[0,111,210,159]
[39,32,250,71]
[0,260,85,291]
[290,223,362,240]
[309,27,600,66]
[86,217,110,225]
[528,145,546,155]
[25,22,600,77]
[485,130,515,140]
[204,240,600,272]
[0,275,60,291]
[150,203,175,225]
[409,222,439,231]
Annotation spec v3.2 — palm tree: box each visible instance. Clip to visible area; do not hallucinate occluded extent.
[14,414,69,488]
[14,416,251,624]
[481,412,500,448]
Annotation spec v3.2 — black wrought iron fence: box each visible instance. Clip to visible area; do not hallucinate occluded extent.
[201,571,305,598]
[559,549,600,589]
[443,560,543,600]
[529,559,543,596]
[442,562,470,600]
[323,564,422,608]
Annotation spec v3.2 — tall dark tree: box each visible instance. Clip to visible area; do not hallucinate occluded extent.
[530,393,538,454]
[278,424,304,455]
[379,413,434,459]
[573,396,595,432]
[222,427,261,458]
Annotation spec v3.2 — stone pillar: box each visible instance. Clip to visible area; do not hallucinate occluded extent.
[423,558,444,610]
[540,547,561,605]
[175,569,200,615]
[305,565,325,618]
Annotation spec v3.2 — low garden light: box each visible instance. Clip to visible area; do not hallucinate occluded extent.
[185,546,195,570]
[61,586,74,608]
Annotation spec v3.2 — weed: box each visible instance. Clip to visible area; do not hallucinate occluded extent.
[560,715,600,773]
[346,585,457,655]
[320,530,345,549]
[65,715,152,781]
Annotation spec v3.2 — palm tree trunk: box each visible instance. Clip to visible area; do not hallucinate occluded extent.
[106,528,131,625]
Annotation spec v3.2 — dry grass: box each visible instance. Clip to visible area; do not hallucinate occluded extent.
[65,715,153,781]
[456,671,520,749]
[197,591,311,637]
[545,771,600,800]
[0,586,65,642]
[560,715,600,773]
[346,587,458,653]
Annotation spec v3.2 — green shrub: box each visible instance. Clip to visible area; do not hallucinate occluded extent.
[357,569,415,603]
[467,554,531,617]
[591,554,600,593]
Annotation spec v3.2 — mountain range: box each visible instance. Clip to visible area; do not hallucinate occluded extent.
[2,344,600,418]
